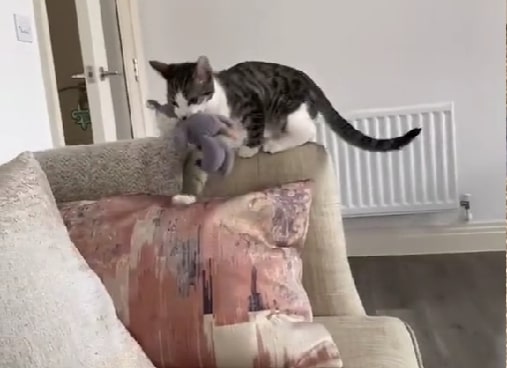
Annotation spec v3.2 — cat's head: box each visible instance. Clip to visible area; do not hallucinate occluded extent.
[149,56,214,119]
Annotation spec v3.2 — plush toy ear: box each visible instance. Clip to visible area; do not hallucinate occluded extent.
[149,60,171,78]
[199,136,225,173]
[194,56,212,85]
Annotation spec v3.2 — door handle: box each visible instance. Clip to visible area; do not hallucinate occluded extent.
[71,66,94,81]
[71,67,120,82]
[71,73,86,79]
[99,66,121,81]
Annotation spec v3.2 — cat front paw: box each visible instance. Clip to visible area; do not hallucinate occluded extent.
[146,99,160,109]
[237,145,260,158]
[171,194,197,205]
[262,140,285,154]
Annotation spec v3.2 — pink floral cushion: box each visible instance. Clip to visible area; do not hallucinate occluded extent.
[59,181,343,368]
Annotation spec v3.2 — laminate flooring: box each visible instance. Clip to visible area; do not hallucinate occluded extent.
[349,252,505,368]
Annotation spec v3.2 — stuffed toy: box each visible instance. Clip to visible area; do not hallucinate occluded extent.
[174,113,237,176]
[147,100,236,176]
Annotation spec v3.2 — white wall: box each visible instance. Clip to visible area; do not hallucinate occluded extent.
[0,0,53,164]
[139,1,505,233]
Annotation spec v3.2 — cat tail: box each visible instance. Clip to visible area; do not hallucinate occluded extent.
[319,96,421,152]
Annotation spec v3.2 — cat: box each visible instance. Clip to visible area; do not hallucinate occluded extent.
[149,56,421,159]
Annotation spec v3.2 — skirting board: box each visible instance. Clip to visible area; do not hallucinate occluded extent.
[345,221,506,257]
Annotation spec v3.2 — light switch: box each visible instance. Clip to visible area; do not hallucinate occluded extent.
[13,14,33,43]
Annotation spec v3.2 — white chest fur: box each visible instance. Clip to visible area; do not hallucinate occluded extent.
[205,79,247,148]
[204,79,231,117]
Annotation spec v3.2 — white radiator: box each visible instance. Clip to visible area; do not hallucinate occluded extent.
[316,102,459,217]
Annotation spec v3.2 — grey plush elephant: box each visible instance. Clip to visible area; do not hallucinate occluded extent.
[147,100,236,176]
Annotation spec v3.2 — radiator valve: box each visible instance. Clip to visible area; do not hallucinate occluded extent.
[459,193,472,222]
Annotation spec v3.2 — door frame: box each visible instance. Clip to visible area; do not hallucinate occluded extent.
[115,0,156,137]
[33,0,65,147]
[33,0,153,147]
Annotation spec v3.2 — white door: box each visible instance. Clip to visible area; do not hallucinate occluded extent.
[74,0,120,143]
[36,0,150,145]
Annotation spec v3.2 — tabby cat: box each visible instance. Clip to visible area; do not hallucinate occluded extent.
[149,56,421,158]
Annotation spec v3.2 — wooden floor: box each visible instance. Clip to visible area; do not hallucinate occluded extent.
[349,252,505,368]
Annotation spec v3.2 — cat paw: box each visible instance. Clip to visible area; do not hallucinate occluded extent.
[237,145,260,158]
[146,99,160,109]
[171,195,197,205]
[262,141,285,154]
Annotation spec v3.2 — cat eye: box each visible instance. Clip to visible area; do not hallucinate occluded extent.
[188,97,198,105]
[172,101,179,108]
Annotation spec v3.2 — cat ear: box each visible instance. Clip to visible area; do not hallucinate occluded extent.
[149,60,171,78]
[194,56,212,85]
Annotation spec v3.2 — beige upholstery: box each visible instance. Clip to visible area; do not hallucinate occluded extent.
[0,153,154,368]
[35,136,181,203]
[316,316,423,368]
[34,139,423,367]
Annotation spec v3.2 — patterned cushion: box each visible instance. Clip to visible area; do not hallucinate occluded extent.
[59,181,343,368]
[0,152,155,368]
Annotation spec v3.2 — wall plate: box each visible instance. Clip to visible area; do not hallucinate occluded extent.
[13,14,33,43]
